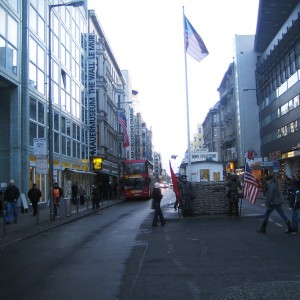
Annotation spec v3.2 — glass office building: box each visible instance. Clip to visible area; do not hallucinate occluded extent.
[0,0,91,202]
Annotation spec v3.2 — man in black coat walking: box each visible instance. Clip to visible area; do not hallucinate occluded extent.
[28,183,42,216]
[4,179,20,224]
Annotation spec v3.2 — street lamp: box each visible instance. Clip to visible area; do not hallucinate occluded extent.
[48,0,84,220]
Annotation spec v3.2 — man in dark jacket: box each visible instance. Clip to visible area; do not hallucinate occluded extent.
[27,183,42,216]
[179,175,194,217]
[4,179,20,224]
[71,183,78,204]
[91,185,100,210]
[226,173,242,216]
[257,175,294,234]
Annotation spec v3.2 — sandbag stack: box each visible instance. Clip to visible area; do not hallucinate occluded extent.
[191,182,228,215]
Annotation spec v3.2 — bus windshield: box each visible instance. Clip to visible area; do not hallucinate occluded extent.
[123,162,146,175]
[123,178,148,190]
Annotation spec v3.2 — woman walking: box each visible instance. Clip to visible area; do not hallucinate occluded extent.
[152,182,166,227]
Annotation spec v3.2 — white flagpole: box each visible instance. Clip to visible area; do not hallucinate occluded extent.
[182,6,192,179]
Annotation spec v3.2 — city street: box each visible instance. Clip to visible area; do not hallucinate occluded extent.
[1,189,300,300]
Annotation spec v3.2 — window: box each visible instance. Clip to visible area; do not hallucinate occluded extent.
[7,15,18,47]
[73,140,76,158]
[62,136,66,155]
[61,116,66,134]
[29,37,45,94]
[0,8,5,36]
[0,9,18,74]
[30,98,37,120]
[38,101,44,123]
[54,132,59,153]
[280,102,289,116]
[200,169,210,182]
[8,0,18,12]
[29,98,45,145]
[29,122,37,146]
[54,112,59,131]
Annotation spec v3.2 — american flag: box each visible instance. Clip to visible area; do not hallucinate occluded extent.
[184,15,209,62]
[117,112,129,147]
[243,163,259,204]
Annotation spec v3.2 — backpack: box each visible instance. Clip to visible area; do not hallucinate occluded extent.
[53,188,61,199]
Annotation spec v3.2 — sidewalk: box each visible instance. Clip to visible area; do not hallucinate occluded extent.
[0,197,123,249]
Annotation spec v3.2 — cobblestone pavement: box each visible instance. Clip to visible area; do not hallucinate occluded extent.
[209,281,300,299]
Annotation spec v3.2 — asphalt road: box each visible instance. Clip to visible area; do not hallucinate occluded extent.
[119,190,300,300]
[0,200,149,300]
[1,189,300,300]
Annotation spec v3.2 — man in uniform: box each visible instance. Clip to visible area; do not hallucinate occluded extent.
[179,175,194,216]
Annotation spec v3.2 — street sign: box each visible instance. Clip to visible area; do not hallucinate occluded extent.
[36,156,48,174]
[33,138,47,156]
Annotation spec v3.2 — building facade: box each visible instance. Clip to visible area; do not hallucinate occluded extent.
[255,0,300,178]
[201,0,300,181]
[190,124,205,152]
[0,0,91,201]
[88,10,130,189]
[217,63,237,173]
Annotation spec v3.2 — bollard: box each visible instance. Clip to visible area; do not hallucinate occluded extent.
[36,202,40,225]
[86,196,89,210]
[66,198,71,217]
[2,208,7,238]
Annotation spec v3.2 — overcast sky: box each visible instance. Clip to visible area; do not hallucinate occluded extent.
[87,0,259,172]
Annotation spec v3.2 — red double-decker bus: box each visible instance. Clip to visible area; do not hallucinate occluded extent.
[122,160,154,200]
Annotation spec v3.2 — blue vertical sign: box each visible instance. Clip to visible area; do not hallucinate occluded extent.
[88,33,96,157]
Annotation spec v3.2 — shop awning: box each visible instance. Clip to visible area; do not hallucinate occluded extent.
[64,168,97,175]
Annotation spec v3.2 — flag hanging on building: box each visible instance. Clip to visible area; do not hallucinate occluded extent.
[184,15,209,62]
[169,161,180,201]
[247,147,257,160]
[243,162,259,204]
[118,111,129,147]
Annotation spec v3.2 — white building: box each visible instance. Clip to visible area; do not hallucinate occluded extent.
[182,150,224,182]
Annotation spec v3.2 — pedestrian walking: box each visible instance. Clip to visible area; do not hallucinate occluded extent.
[71,183,78,204]
[53,182,63,216]
[152,182,166,227]
[290,188,300,232]
[79,185,86,205]
[179,175,194,217]
[91,185,100,210]
[257,175,295,234]
[4,179,20,224]
[27,183,42,216]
